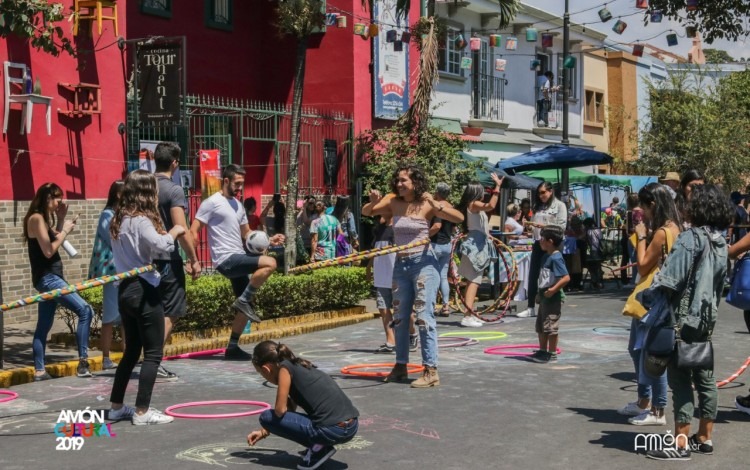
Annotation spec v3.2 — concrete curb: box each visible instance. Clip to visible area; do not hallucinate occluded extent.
[0,310,378,388]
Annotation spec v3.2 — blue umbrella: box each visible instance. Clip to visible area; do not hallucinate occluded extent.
[496,144,613,174]
[460,153,543,190]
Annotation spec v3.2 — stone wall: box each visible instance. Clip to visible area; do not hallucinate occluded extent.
[0,200,105,324]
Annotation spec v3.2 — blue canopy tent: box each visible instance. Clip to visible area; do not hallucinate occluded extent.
[460,153,543,190]
[496,144,614,173]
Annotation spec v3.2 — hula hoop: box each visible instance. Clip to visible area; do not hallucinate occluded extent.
[163,348,226,360]
[718,356,750,388]
[165,400,271,419]
[484,344,562,357]
[450,234,519,322]
[289,238,430,274]
[0,390,19,403]
[439,331,508,342]
[438,336,479,348]
[340,363,424,377]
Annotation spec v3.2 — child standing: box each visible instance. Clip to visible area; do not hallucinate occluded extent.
[583,217,603,289]
[247,341,359,470]
[532,226,570,364]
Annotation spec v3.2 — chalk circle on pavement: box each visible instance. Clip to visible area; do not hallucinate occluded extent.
[438,336,479,348]
[340,363,424,377]
[165,400,271,419]
[439,331,508,342]
[0,390,19,403]
[484,344,562,357]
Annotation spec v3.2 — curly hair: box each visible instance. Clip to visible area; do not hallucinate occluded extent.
[110,170,164,240]
[687,184,734,230]
[390,164,428,201]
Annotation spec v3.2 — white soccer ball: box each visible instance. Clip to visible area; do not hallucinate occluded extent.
[246,231,270,254]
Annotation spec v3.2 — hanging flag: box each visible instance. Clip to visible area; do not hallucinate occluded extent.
[650,10,663,22]
[325,13,338,26]
[470,37,481,51]
[635,0,648,9]
[495,59,507,72]
[369,24,379,37]
[598,8,613,22]
[505,36,518,50]
[542,33,553,48]
[386,30,397,43]
[455,33,467,50]
[199,150,222,201]
[354,23,367,36]
[612,20,628,34]
[526,28,538,42]
[666,33,678,46]
[490,34,502,47]
[632,44,644,57]
[394,40,403,52]
[401,31,411,43]
[460,57,473,69]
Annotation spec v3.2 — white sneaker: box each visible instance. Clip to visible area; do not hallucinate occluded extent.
[460,316,484,328]
[628,410,666,426]
[108,404,135,420]
[132,408,174,426]
[516,307,536,318]
[617,401,648,416]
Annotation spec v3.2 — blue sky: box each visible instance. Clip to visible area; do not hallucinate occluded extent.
[523,0,750,60]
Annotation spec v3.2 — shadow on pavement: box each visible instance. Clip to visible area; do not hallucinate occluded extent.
[568,407,627,425]
[589,430,640,454]
[230,449,348,469]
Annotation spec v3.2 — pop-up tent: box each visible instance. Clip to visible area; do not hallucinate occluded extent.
[497,144,613,173]
[461,153,543,190]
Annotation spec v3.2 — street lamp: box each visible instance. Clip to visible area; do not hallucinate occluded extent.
[561,0,570,198]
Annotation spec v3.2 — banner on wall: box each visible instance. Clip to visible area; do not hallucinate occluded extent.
[373,0,410,120]
[199,149,222,200]
[135,38,184,123]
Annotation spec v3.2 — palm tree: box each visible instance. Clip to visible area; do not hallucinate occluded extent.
[275,0,325,271]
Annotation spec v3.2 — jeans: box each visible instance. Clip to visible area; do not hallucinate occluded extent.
[431,242,452,306]
[392,249,439,367]
[259,409,358,448]
[109,277,165,409]
[628,318,668,408]
[536,99,547,125]
[527,241,544,308]
[33,273,92,371]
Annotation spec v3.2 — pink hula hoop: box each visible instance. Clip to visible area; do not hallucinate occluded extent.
[484,344,562,357]
[165,400,271,419]
[0,390,19,403]
[163,348,226,360]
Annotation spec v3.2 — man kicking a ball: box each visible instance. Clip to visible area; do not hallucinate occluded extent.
[190,164,284,360]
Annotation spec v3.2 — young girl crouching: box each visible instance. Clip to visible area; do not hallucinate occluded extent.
[247,341,359,470]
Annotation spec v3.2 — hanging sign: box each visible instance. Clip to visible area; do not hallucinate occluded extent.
[136,38,184,124]
[598,8,613,22]
[542,33,553,48]
[632,44,645,57]
[612,20,627,34]
[505,36,517,50]
[495,59,507,72]
[666,33,678,46]
[636,0,649,9]
[469,37,481,51]
[373,0,410,120]
[526,28,538,42]
[460,57,473,69]
[650,10,663,22]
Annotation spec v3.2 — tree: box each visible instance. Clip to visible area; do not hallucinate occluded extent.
[646,0,750,43]
[274,0,325,271]
[703,49,735,63]
[0,0,75,56]
[632,70,750,190]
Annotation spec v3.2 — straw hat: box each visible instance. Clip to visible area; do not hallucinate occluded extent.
[660,172,680,183]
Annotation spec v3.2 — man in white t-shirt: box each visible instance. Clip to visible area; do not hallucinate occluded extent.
[190,164,285,360]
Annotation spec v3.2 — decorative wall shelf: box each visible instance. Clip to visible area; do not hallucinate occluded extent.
[57,82,101,117]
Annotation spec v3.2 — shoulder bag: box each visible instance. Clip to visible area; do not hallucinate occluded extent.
[623,227,673,319]
[726,254,750,310]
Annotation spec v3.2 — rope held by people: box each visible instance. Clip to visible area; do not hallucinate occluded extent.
[0,265,155,312]
[288,238,431,274]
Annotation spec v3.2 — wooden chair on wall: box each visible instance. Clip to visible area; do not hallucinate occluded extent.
[73,0,118,36]
[3,62,52,135]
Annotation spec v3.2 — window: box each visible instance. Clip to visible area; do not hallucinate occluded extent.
[438,27,463,76]
[557,55,578,100]
[584,89,605,125]
[141,0,171,18]
[206,0,233,30]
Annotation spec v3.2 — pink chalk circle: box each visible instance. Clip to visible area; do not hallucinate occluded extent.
[484,344,562,357]
[438,336,479,348]
[0,390,19,403]
[163,348,226,360]
[165,400,271,419]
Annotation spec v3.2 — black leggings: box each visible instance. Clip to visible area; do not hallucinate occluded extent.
[109,277,165,409]
[527,241,545,309]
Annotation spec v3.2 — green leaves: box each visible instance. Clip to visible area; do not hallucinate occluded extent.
[0,0,75,57]
[646,0,750,44]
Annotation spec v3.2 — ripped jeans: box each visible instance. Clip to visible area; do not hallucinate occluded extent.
[392,249,439,368]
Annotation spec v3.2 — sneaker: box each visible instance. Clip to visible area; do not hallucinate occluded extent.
[156,365,179,382]
[437,307,451,318]
[735,395,750,415]
[646,447,691,461]
[232,298,262,323]
[628,410,667,426]
[375,343,395,354]
[529,350,547,360]
[531,351,551,363]
[297,445,336,470]
[224,346,252,361]
[516,307,536,318]
[108,404,135,421]
[33,371,54,382]
[102,357,118,370]
[460,316,484,328]
[77,359,92,378]
[132,407,174,426]
[548,353,558,362]
[617,401,648,416]
[409,334,419,352]
[410,367,440,388]
[688,434,714,455]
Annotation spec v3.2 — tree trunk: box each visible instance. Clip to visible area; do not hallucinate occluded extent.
[283,36,309,273]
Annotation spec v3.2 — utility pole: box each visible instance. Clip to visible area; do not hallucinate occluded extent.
[561,0,570,199]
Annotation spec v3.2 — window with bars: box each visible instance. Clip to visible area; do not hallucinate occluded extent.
[438,27,463,76]
[584,89,605,125]
[141,0,171,18]
[206,0,233,30]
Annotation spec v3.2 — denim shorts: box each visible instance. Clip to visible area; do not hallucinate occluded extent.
[376,287,393,310]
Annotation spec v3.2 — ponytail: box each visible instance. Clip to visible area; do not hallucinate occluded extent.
[252,340,315,369]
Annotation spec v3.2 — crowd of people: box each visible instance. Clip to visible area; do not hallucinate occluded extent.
[19,147,750,465]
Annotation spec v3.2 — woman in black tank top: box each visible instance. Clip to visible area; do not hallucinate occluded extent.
[23,183,93,380]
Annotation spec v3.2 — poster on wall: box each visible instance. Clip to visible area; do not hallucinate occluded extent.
[199,149,222,200]
[373,0,410,120]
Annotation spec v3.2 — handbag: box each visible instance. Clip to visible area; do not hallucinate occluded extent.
[623,228,673,319]
[674,337,714,369]
[645,324,676,357]
[726,254,750,310]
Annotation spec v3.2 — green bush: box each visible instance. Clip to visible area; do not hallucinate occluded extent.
[57,267,370,334]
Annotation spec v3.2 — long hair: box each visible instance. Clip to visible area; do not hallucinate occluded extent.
[533,181,556,212]
[332,195,351,221]
[390,164,427,201]
[105,180,125,211]
[687,184,734,230]
[252,340,315,370]
[457,182,485,232]
[110,170,164,240]
[638,182,682,240]
[23,183,63,241]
